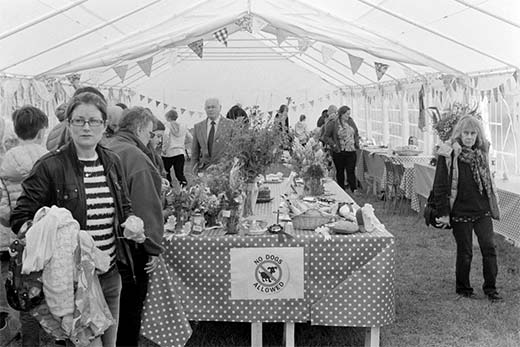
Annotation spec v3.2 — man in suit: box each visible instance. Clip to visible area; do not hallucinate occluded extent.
[192,98,234,172]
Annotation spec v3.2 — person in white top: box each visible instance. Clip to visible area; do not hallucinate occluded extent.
[161,109,192,186]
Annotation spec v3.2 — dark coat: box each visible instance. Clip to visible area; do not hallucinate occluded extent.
[10,142,138,274]
[322,116,360,152]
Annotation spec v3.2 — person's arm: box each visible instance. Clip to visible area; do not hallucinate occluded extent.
[127,166,164,256]
[321,120,337,150]
[10,160,52,233]
[432,154,451,217]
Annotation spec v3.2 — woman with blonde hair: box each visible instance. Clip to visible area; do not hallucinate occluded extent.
[432,114,501,302]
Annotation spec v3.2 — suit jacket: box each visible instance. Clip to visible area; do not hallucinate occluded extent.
[192,117,234,171]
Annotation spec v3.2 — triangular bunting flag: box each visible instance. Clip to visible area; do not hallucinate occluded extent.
[188,39,204,58]
[189,111,194,116]
[252,16,268,33]
[348,53,363,75]
[163,104,168,109]
[137,57,153,77]
[139,94,145,101]
[113,65,128,83]
[499,84,505,97]
[321,45,335,64]
[156,100,161,107]
[276,29,289,46]
[213,27,228,47]
[180,108,186,115]
[268,111,273,116]
[374,62,389,81]
[147,97,152,104]
[66,73,81,89]
[292,106,297,112]
[235,14,253,33]
[297,39,311,54]
[309,100,314,106]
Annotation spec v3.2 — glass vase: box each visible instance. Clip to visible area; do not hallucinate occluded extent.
[242,180,259,217]
[303,177,324,196]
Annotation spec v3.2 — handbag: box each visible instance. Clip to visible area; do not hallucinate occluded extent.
[5,228,44,312]
[423,190,451,229]
[424,153,454,230]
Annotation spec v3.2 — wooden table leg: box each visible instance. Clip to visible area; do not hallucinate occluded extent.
[251,322,262,347]
[283,322,295,347]
[364,326,380,347]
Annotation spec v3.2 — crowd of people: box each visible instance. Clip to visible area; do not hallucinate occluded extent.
[0,86,503,347]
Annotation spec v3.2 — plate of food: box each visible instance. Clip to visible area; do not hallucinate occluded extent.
[240,219,268,236]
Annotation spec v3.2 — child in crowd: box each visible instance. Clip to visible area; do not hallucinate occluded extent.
[0,106,48,347]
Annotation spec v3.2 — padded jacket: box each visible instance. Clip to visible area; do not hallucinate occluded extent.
[322,116,360,152]
[10,142,138,276]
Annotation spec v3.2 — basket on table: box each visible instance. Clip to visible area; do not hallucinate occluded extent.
[291,209,333,230]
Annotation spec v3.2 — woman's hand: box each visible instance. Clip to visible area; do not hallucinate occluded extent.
[145,255,159,274]
[435,215,450,227]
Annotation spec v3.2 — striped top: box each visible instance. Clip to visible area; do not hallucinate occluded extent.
[81,157,117,267]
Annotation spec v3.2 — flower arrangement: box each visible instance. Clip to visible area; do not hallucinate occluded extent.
[290,137,329,195]
[290,137,328,181]
[224,114,285,182]
[429,102,480,141]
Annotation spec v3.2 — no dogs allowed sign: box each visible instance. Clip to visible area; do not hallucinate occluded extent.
[230,247,304,300]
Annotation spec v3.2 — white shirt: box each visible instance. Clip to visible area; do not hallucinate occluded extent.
[163,121,191,157]
[206,116,221,139]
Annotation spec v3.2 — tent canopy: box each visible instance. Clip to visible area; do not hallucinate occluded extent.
[1,0,518,111]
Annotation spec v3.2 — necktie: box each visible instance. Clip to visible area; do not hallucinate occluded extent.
[207,121,215,157]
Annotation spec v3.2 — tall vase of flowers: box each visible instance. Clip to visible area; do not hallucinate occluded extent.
[224,114,284,217]
[290,138,328,196]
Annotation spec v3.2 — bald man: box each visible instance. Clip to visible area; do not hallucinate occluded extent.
[191,98,234,172]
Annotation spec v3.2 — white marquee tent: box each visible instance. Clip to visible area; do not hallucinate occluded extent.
[1,0,519,171]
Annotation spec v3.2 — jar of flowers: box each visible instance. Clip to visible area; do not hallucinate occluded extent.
[224,116,284,217]
[290,137,329,196]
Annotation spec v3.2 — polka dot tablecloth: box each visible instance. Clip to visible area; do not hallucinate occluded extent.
[141,180,396,347]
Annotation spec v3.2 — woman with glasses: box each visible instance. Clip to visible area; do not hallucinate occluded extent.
[10,92,143,347]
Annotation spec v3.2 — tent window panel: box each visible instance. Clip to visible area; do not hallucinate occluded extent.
[489,97,518,175]
[407,107,425,149]
[389,122,403,148]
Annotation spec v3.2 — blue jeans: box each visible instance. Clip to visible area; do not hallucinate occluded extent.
[452,216,498,295]
[90,268,121,347]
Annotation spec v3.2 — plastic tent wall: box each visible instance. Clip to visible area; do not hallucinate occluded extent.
[1,0,519,171]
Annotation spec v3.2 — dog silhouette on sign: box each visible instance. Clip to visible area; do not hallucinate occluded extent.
[260,271,272,283]
[267,266,277,274]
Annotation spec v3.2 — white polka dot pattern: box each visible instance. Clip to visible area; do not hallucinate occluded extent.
[140,177,397,347]
[141,257,193,347]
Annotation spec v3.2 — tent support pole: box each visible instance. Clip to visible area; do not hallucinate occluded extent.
[0,0,89,41]
[285,0,468,75]
[35,0,217,77]
[452,0,520,30]
[356,0,520,70]
[0,0,164,72]
[255,32,356,86]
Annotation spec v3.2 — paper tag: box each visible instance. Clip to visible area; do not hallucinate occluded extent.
[222,210,231,218]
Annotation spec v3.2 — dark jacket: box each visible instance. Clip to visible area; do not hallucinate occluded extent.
[317,114,328,128]
[10,142,137,273]
[106,130,164,256]
[322,116,360,152]
[45,122,71,152]
[432,142,499,219]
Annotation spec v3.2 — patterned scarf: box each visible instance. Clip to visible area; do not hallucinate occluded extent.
[458,146,493,198]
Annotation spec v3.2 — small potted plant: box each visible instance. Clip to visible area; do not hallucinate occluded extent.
[290,137,329,196]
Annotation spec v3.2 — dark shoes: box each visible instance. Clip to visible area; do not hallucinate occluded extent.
[458,292,477,299]
[487,293,503,302]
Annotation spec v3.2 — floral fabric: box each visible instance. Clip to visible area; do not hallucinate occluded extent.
[338,122,356,152]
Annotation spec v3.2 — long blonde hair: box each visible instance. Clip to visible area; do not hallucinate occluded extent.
[450,115,488,152]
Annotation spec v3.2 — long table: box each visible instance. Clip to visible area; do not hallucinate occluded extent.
[412,162,520,246]
[141,179,396,347]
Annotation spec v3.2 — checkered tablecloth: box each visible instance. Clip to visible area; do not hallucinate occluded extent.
[141,179,396,347]
[411,163,520,247]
